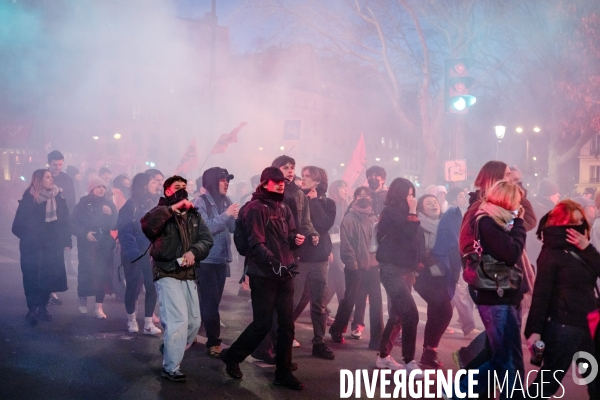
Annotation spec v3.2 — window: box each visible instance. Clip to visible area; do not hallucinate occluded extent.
[590,166,600,183]
[591,134,600,155]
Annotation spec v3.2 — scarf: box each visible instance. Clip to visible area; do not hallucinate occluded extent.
[476,201,514,230]
[418,212,440,251]
[32,185,61,222]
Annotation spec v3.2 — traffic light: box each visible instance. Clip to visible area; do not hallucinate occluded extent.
[445,59,476,114]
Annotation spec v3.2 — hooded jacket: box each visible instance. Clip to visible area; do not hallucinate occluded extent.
[243,190,299,280]
[525,227,600,336]
[340,207,378,271]
[192,192,235,265]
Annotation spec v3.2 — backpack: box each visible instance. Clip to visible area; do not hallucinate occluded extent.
[234,200,272,256]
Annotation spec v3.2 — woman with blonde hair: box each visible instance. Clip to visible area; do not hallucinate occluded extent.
[524,200,600,398]
[12,169,71,325]
[450,180,527,399]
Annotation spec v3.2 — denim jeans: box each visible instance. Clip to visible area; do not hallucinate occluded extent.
[155,278,200,373]
[123,254,157,317]
[378,264,419,362]
[196,262,228,347]
[459,304,524,400]
[292,261,328,345]
[227,276,295,372]
[524,321,597,399]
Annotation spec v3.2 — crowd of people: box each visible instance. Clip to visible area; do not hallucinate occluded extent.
[10,150,600,396]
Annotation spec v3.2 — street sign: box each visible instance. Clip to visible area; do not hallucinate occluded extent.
[445,159,467,181]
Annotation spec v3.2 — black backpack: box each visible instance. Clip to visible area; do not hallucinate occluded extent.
[234,201,272,256]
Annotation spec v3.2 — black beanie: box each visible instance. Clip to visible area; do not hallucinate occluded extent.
[260,167,285,183]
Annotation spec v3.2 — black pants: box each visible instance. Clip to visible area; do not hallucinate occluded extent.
[227,275,295,371]
[379,264,419,362]
[524,321,597,399]
[331,267,383,348]
[196,262,228,347]
[414,277,453,348]
[123,255,157,317]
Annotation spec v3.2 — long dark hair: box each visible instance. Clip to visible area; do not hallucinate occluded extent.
[385,178,415,212]
[130,173,152,203]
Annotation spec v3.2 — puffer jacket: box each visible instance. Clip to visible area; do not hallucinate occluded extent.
[141,201,213,272]
[193,192,235,265]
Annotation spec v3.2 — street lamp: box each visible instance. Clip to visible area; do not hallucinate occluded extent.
[494,126,506,159]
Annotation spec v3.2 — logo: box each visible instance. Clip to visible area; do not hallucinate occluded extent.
[572,351,598,385]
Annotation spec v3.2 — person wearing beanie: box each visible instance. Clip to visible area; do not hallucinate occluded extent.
[435,185,448,213]
[141,175,213,383]
[221,167,306,390]
[191,167,239,358]
[71,176,117,319]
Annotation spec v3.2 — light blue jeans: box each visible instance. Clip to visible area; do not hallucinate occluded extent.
[155,278,200,373]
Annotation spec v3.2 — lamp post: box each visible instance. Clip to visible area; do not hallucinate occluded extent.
[494,125,506,159]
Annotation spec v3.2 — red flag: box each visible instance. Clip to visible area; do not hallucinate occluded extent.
[209,122,247,155]
[342,133,368,189]
[174,139,199,176]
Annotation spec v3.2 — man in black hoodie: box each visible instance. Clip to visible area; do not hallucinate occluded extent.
[221,167,305,390]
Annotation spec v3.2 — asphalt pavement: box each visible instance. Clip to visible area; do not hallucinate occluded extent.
[0,232,589,399]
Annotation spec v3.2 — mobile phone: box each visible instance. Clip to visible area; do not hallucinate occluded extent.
[177,257,184,266]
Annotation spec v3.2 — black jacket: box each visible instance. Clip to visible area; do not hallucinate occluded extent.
[376,205,420,270]
[52,172,76,212]
[297,196,336,262]
[525,227,600,336]
[473,216,527,306]
[141,201,213,278]
[244,191,299,280]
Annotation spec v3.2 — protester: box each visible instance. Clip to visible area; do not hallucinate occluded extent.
[112,174,131,211]
[452,180,527,399]
[324,180,349,323]
[375,178,422,375]
[292,166,336,359]
[366,166,387,216]
[66,165,82,203]
[414,194,450,369]
[192,167,238,358]
[71,176,117,318]
[12,169,70,325]
[118,173,161,335]
[141,175,213,382]
[99,167,112,189]
[437,187,478,337]
[221,167,305,390]
[48,150,77,294]
[329,186,383,350]
[524,200,600,398]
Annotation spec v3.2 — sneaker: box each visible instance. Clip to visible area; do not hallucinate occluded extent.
[207,345,221,358]
[420,348,443,369]
[404,360,424,379]
[26,310,38,326]
[221,348,243,379]
[446,327,455,334]
[375,354,403,371]
[143,324,161,335]
[161,368,186,382]
[273,372,304,390]
[49,293,62,306]
[94,303,106,319]
[312,343,335,360]
[329,328,346,344]
[292,339,300,348]
[128,320,139,333]
[350,329,362,339]
[78,306,88,314]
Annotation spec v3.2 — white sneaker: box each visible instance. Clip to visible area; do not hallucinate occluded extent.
[144,324,161,335]
[94,303,107,319]
[350,329,362,339]
[404,360,424,379]
[128,320,139,333]
[78,306,88,314]
[292,339,300,348]
[376,355,404,371]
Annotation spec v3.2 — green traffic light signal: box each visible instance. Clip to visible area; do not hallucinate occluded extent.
[450,95,477,111]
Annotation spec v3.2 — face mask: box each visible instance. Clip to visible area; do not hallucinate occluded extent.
[356,198,372,209]
[368,178,380,191]
[569,222,589,235]
[167,188,188,203]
